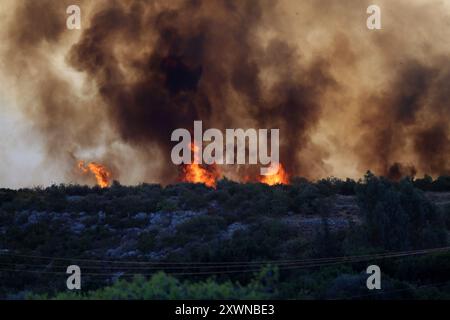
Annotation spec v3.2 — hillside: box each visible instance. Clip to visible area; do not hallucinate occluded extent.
[1,175,450,299]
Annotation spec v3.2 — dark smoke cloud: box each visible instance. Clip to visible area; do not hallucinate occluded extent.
[414,123,450,176]
[1,0,449,186]
[356,59,450,178]
[66,0,336,180]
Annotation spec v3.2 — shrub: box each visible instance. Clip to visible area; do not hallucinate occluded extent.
[357,173,447,250]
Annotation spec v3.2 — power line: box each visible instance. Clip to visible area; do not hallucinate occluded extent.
[1,246,449,267]
[0,246,448,276]
[0,248,446,270]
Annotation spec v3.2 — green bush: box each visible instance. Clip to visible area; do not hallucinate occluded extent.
[31,267,279,300]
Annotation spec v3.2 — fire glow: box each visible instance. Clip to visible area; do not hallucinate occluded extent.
[78,161,112,188]
[180,143,221,188]
[259,164,289,186]
[179,143,289,187]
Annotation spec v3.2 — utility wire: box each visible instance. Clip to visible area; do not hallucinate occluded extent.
[0,246,448,276]
[1,246,449,267]
[0,247,447,270]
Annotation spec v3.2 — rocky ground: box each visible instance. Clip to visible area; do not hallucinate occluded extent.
[1,192,447,262]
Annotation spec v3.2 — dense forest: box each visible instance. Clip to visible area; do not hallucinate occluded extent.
[0,173,450,299]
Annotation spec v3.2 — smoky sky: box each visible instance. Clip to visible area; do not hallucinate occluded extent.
[1,0,449,186]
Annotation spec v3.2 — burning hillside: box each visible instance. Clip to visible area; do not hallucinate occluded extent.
[180,163,289,188]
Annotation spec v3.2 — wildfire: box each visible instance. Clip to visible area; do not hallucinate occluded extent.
[259,163,289,185]
[181,163,220,188]
[180,143,221,188]
[78,161,112,188]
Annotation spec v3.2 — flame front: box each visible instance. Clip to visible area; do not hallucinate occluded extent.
[259,164,289,185]
[180,143,221,188]
[78,161,112,188]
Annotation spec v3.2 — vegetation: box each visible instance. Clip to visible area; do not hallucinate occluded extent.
[0,173,449,299]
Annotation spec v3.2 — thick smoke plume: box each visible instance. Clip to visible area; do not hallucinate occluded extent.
[1,0,449,187]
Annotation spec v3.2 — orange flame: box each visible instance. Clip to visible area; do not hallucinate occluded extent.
[78,161,112,188]
[180,143,221,188]
[259,163,289,185]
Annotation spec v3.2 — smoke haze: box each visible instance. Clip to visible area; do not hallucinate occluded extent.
[0,0,449,187]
